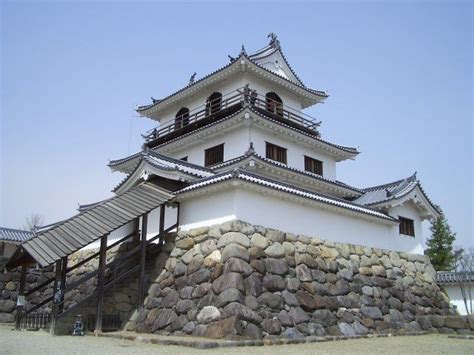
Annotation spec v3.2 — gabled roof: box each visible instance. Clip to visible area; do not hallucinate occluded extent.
[136,37,328,116]
[111,149,214,193]
[353,173,440,219]
[0,227,34,244]
[176,169,397,224]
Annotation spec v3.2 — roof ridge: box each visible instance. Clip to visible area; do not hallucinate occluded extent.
[0,226,33,234]
[361,173,417,192]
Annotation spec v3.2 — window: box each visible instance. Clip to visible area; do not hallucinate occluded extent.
[304,156,323,176]
[180,156,188,162]
[204,144,224,166]
[175,107,190,129]
[399,217,415,237]
[266,142,287,164]
[265,92,284,117]
[205,92,222,116]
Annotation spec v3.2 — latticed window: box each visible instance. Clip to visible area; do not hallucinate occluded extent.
[204,144,224,166]
[399,217,415,237]
[266,142,287,164]
[304,156,323,176]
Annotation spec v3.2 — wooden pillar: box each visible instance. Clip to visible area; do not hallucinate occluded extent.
[15,265,28,330]
[137,214,148,311]
[58,257,68,313]
[49,260,62,335]
[132,217,140,244]
[159,204,165,246]
[94,234,108,334]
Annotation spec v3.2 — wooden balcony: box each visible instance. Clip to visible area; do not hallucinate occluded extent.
[144,88,321,148]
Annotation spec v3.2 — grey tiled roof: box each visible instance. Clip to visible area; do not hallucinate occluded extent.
[437,272,474,284]
[136,42,327,113]
[0,227,34,244]
[353,174,419,206]
[176,169,397,223]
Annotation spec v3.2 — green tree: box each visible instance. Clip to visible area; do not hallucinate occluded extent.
[425,208,459,271]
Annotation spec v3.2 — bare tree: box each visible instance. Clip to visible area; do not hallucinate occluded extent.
[23,213,44,232]
[455,248,473,315]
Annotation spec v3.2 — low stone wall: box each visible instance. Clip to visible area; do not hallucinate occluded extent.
[128,220,473,339]
[0,242,139,328]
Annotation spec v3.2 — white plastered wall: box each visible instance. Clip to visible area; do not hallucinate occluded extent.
[387,202,424,254]
[179,185,425,254]
[441,284,473,315]
[250,125,337,180]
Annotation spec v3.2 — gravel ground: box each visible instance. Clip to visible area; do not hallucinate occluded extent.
[0,324,473,355]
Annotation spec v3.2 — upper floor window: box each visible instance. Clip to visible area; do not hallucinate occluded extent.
[175,107,190,129]
[266,142,287,164]
[206,92,222,116]
[399,217,415,237]
[266,92,283,117]
[204,144,224,166]
[304,156,323,176]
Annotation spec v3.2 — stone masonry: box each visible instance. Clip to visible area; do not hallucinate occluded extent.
[126,220,473,339]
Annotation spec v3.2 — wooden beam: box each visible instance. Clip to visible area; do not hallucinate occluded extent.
[58,257,68,313]
[132,217,140,243]
[49,260,62,335]
[159,204,165,246]
[15,265,27,330]
[137,214,148,311]
[94,234,108,335]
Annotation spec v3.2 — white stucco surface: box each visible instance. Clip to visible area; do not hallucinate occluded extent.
[442,284,473,315]
[178,184,425,254]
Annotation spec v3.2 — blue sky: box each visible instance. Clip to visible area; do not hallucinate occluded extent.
[1,1,472,248]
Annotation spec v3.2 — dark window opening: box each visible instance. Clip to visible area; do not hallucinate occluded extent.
[265,92,283,117]
[204,144,224,166]
[175,107,190,129]
[180,156,188,162]
[399,217,415,237]
[206,92,222,116]
[266,142,287,164]
[304,156,323,176]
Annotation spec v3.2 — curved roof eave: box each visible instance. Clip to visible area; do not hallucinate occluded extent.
[136,56,327,118]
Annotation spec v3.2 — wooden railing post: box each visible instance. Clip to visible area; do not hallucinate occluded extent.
[49,260,62,334]
[15,265,27,330]
[137,214,148,311]
[94,234,108,334]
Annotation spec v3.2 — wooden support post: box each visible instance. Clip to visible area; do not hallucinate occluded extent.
[132,217,140,244]
[58,257,68,313]
[15,265,27,330]
[49,260,62,335]
[159,204,165,246]
[94,234,108,335]
[137,213,148,311]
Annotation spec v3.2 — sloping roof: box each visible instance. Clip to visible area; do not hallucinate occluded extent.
[0,227,34,244]
[111,150,214,193]
[176,169,397,223]
[19,182,174,268]
[136,39,327,114]
[212,150,363,196]
[437,272,474,284]
[353,174,419,206]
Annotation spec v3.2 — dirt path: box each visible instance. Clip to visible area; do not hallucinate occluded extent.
[0,324,472,355]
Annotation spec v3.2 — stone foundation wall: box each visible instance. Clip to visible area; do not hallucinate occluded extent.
[129,220,473,339]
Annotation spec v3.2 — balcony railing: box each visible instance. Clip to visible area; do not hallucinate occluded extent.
[143,87,321,143]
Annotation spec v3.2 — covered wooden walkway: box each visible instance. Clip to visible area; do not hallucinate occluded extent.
[7,182,177,334]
